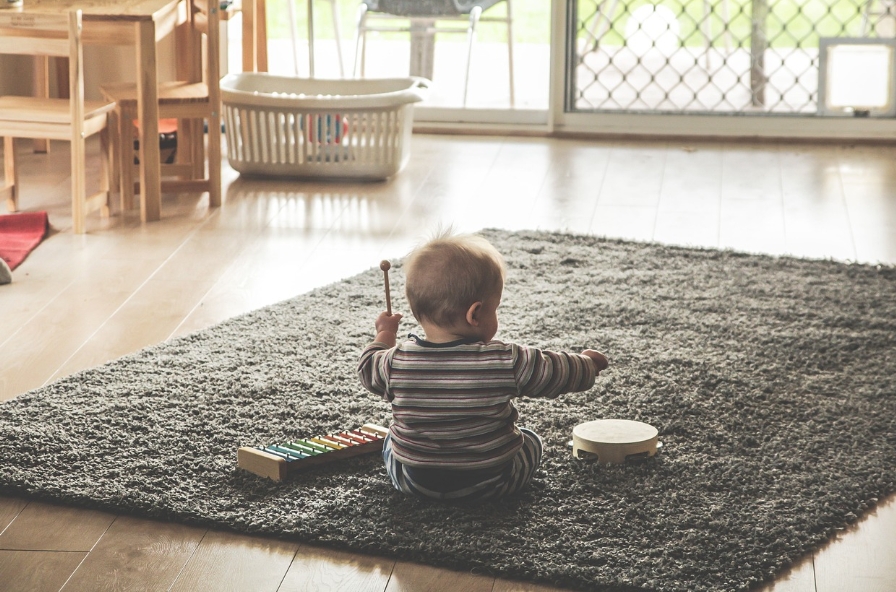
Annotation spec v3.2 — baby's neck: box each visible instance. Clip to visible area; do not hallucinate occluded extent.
[419,321,479,344]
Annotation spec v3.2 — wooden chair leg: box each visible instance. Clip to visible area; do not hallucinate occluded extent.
[108,109,121,200]
[100,126,112,218]
[176,118,199,179]
[119,105,136,210]
[3,136,17,213]
[32,56,50,155]
[208,113,221,207]
[71,136,87,235]
[191,119,204,180]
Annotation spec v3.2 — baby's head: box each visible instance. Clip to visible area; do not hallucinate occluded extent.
[404,231,505,338]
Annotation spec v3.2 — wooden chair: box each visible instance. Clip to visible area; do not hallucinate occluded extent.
[0,10,115,235]
[100,0,221,214]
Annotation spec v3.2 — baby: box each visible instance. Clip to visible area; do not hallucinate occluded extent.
[358,231,608,501]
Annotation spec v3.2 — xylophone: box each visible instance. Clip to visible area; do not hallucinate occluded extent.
[238,424,389,481]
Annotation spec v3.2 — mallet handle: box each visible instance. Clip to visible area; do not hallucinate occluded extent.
[380,260,392,315]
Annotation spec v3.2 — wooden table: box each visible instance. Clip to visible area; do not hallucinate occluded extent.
[7,0,185,224]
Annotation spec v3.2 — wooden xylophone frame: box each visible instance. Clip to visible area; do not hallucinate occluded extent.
[238,424,389,481]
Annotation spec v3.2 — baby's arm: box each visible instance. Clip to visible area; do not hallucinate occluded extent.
[581,349,609,374]
[357,311,402,399]
[515,345,602,399]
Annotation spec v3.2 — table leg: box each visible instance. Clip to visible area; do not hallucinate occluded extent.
[242,0,255,71]
[176,8,202,179]
[257,0,268,71]
[242,0,268,72]
[136,19,162,223]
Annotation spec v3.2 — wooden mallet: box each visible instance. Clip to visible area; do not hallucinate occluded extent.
[380,260,392,315]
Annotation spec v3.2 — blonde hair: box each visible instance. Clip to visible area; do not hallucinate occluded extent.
[404,231,505,327]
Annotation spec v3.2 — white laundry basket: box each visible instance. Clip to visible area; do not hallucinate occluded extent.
[220,74,429,180]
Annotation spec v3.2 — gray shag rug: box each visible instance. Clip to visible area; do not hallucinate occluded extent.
[2,229,895,592]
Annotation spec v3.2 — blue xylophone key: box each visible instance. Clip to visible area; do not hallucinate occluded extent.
[258,446,291,460]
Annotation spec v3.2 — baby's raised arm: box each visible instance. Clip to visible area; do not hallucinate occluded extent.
[581,349,609,374]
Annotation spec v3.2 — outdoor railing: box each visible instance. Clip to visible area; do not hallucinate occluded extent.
[571,0,895,114]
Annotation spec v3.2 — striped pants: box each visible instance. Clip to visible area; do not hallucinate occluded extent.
[382,428,544,501]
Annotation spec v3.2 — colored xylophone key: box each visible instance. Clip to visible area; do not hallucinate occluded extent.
[237,424,389,481]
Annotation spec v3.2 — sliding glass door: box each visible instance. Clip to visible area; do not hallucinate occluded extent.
[250,0,896,137]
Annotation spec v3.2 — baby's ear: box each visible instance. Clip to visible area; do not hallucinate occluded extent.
[465,302,482,326]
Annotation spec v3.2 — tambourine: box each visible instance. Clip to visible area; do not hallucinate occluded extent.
[570,419,662,464]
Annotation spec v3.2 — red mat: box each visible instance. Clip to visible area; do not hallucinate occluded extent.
[0,211,49,270]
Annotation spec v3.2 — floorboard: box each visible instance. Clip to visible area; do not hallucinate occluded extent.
[169,530,300,592]
[59,515,205,592]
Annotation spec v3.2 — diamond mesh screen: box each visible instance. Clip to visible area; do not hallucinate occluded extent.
[571,0,895,113]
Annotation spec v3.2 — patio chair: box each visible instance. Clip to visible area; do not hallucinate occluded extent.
[353,0,514,106]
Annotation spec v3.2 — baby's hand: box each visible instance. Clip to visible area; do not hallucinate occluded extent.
[375,311,402,335]
[581,349,609,374]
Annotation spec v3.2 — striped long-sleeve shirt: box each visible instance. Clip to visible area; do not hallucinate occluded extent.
[358,335,597,469]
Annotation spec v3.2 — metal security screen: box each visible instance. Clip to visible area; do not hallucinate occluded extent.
[569,0,896,114]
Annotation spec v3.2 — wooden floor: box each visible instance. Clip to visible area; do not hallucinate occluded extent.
[1,134,895,591]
